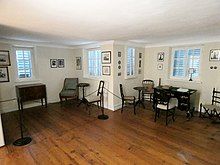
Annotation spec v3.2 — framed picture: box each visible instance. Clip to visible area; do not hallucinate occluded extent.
[139,60,141,67]
[139,53,142,58]
[157,63,163,70]
[58,59,65,68]
[157,52,165,62]
[209,49,220,61]
[50,59,57,68]
[118,72,121,76]
[0,50,11,66]
[118,52,121,57]
[102,51,111,64]
[138,69,141,74]
[0,67,9,82]
[102,66,111,75]
[76,57,82,70]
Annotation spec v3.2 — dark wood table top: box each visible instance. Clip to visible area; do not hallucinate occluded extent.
[155,86,197,95]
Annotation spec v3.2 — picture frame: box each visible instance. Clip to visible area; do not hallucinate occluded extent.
[139,60,141,68]
[0,50,11,66]
[102,66,111,75]
[139,53,142,58]
[76,57,82,70]
[157,63,163,70]
[209,49,220,61]
[118,52,121,57]
[157,52,165,62]
[50,59,57,68]
[102,51,111,64]
[58,59,65,68]
[0,67,9,82]
[138,69,141,74]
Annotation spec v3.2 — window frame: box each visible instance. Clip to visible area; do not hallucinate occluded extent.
[125,47,136,79]
[14,46,36,82]
[170,46,202,81]
[83,48,102,79]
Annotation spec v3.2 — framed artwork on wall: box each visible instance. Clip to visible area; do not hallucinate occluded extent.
[139,53,142,58]
[157,52,165,62]
[102,66,111,75]
[102,51,111,64]
[58,59,65,68]
[76,57,82,70]
[0,67,9,82]
[0,50,11,66]
[118,52,121,57]
[209,49,220,61]
[50,59,57,68]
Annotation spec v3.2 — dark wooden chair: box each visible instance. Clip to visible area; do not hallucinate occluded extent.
[120,84,136,114]
[85,81,104,115]
[59,78,79,103]
[200,88,220,121]
[142,79,154,102]
[154,88,178,125]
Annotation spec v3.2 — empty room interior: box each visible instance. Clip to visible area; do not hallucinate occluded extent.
[0,0,220,164]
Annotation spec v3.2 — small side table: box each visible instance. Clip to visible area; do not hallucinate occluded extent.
[133,86,145,109]
[77,83,90,107]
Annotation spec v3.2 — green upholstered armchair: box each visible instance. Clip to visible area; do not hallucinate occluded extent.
[59,78,79,103]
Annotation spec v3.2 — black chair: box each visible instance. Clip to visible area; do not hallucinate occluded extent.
[59,78,79,104]
[120,84,136,114]
[142,80,154,102]
[154,88,178,125]
[85,81,104,115]
[200,88,220,121]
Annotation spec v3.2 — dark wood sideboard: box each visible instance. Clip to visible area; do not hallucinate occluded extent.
[16,83,47,111]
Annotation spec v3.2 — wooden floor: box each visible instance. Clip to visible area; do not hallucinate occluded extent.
[0,101,219,165]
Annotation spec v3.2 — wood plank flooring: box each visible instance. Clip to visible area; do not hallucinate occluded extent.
[0,101,219,165]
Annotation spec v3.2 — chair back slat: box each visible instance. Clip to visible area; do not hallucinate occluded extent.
[212,88,220,105]
[142,80,154,91]
[154,88,171,105]
[97,81,104,96]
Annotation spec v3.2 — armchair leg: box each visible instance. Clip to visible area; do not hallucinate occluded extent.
[172,109,175,122]
[199,103,202,117]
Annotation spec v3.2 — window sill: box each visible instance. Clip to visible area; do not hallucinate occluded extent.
[124,75,137,80]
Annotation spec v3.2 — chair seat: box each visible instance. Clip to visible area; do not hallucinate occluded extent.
[157,98,178,110]
[203,104,220,113]
[60,89,77,97]
[124,96,135,100]
[85,95,100,103]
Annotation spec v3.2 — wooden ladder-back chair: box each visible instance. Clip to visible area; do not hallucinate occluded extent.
[154,88,178,125]
[200,88,220,121]
[120,84,136,115]
[142,79,154,102]
[85,81,104,115]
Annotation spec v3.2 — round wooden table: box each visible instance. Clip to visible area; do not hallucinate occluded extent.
[133,86,145,109]
[77,83,90,107]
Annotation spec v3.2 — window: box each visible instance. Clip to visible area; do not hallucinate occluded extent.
[15,47,34,79]
[87,49,101,77]
[170,47,201,80]
[126,47,136,78]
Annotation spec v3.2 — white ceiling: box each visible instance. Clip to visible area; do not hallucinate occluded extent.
[0,0,220,47]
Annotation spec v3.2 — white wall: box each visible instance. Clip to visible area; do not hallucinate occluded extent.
[72,42,145,111]
[0,42,75,113]
[144,42,220,109]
